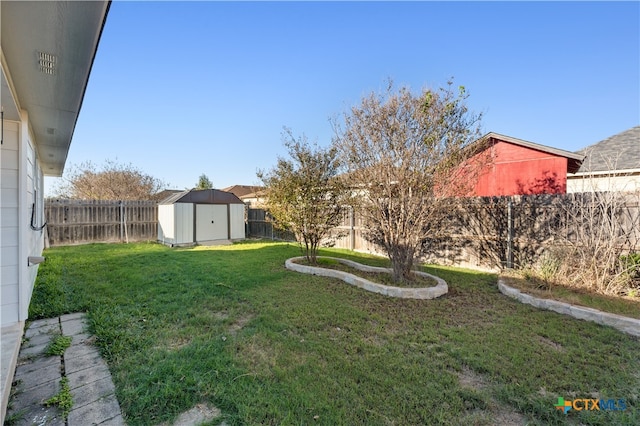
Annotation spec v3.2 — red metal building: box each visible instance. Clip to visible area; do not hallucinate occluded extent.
[468,133,584,196]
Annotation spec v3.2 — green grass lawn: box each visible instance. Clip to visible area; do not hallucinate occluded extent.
[30,241,639,426]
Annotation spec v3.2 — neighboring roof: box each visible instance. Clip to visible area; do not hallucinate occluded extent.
[153,189,183,202]
[1,1,111,176]
[574,126,640,173]
[159,189,244,205]
[221,185,264,198]
[479,132,585,174]
[239,191,265,199]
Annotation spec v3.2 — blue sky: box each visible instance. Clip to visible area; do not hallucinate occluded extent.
[47,1,640,194]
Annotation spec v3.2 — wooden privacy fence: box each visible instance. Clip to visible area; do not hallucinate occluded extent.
[248,192,640,271]
[45,199,158,246]
[424,192,640,270]
[47,194,640,270]
[247,208,295,241]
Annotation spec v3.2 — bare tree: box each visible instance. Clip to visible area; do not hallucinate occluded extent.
[333,81,486,282]
[257,129,351,264]
[53,159,166,200]
[549,155,640,295]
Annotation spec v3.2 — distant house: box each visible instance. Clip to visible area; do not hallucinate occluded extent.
[567,127,640,193]
[0,1,110,421]
[463,132,584,197]
[222,184,265,207]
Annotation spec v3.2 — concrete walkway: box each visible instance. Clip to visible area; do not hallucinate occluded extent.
[6,313,124,425]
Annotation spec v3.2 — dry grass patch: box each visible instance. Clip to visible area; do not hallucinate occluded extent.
[535,336,565,353]
[457,366,528,426]
[458,365,489,391]
[235,334,279,376]
[156,403,221,426]
[228,313,254,336]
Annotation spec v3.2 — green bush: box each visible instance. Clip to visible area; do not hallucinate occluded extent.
[621,252,640,279]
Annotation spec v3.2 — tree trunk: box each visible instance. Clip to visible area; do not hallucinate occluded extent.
[388,244,415,282]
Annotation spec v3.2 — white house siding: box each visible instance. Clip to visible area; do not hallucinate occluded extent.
[2,113,47,422]
[1,121,20,325]
[567,172,640,193]
[1,114,45,326]
[230,204,245,239]
[22,120,45,322]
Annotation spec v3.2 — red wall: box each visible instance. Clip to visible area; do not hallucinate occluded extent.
[471,140,568,196]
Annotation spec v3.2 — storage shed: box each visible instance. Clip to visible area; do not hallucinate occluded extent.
[158,189,246,246]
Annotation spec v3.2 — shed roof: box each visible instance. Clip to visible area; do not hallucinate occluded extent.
[159,189,244,205]
[575,126,640,173]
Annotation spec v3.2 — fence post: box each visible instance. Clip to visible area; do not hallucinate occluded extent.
[119,201,124,242]
[349,207,355,251]
[123,201,129,244]
[506,199,514,268]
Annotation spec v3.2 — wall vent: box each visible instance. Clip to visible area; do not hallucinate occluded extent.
[38,52,57,75]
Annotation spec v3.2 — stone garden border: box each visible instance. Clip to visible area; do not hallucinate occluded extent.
[498,279,640,337]
[285,256,448,299]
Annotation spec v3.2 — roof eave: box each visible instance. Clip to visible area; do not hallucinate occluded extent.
[481,132,585,162]
[0,0,111,176]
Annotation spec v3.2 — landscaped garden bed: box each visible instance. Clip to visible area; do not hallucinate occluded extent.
[30,241,640,425]
[289,256,438,288]
[500,274,640,320]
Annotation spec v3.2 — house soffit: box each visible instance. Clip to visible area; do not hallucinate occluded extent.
[1,56,20,122]
[0,0,110,176]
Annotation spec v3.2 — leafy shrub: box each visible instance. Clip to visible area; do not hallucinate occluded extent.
[621,252,640,279]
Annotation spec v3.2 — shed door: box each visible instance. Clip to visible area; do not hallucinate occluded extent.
[196,204,228,241]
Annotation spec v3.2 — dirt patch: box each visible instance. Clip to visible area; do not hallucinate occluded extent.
[490,408,527,425]
[167,336,192,351]
[536,336,565,352]
[212,311,229,321]
[457,367,527,425]
[237,334,278,374]
[228,314,254,336]
[154,336,192,352]
[458,365,489,391]
[362,334,387,348]
[156,403,222,426]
